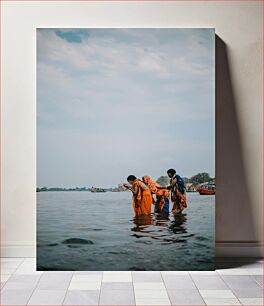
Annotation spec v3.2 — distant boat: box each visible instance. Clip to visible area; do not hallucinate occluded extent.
[90,188,106,193]
[196,182,215,195]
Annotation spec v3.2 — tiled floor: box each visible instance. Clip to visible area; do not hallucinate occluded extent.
[0,258,263,305]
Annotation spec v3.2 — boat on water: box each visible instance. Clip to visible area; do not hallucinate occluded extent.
[196,182,215,195]
[90,188,106,193]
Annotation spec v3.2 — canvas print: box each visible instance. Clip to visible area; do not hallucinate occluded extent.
[37,28,215,271]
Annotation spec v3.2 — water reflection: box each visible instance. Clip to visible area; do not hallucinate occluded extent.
[169,213,187,234]
[37,192,214,270]
[131,212,188,244]
[132,214,154,227]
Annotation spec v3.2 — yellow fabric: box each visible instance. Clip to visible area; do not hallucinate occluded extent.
[142,175,170,212]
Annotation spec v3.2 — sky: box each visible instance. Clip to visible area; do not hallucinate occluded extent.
[37,28,215,188]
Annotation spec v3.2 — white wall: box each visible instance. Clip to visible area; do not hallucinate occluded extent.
[1,1,262,257]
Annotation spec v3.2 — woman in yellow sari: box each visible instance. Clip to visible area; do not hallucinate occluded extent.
[124,175,153,217]
[142,175,170,216]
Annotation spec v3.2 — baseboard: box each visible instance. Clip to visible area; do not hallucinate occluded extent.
[1,241,263,258]
[216,242,263,257]
[1,242,36,258]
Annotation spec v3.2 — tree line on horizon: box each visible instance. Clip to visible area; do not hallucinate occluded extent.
[37,172,214,192]
[157,172,214,187]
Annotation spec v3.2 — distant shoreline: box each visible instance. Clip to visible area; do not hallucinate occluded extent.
[36,187,123,192]
[37,172,215,192]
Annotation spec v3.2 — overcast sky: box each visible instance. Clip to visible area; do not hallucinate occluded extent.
[37,28,215,188]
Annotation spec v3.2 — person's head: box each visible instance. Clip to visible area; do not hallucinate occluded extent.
[127,175,137,184]
[142,175,151,184]
[167,169,176,178]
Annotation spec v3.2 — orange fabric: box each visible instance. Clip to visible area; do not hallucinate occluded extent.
[155,189,170,212]
[156,194,166,212]
[132,179,152,216]
[142,175,169,212]
[142,176,158,194]
[171,190,187,213]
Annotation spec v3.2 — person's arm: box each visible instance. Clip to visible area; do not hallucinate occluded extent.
[124,182,138,195]
[133,184,140,208]
[123,183,133,191]
[123,183,137,194]
[132,184,138,195]
[156,186,171,190]
[171,177,178,191]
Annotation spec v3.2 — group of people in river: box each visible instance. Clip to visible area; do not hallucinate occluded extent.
[123,169,187,218]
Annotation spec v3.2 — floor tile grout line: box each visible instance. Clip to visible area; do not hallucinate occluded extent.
[1,260,24,270]
[0,273,13,291]
[1,280,6,291]
[22,257,30,264]
[133,271,171,305]
[159,271,172,305]
[249,274,263,289]
[2,257,26,275]
[98,271,104,306]
[0,258,24,303]
[217,273,247,305]
[1,258,262,306]
[61,271,74,306]
[1,257,27,289]
[188,271,208,305]
[131,271,137,306]
[25,267,47,305]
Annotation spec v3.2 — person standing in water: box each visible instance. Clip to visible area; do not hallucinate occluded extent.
[166,169,187,214]
[124,175,153,217]
[142,175,170,216]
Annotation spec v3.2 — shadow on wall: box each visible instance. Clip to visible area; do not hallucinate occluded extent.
[215,35,259,266]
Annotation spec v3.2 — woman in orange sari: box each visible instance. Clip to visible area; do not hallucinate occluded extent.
[142,175,170,216]
[124,175,153,217]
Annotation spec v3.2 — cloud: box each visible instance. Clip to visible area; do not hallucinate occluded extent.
[37,28,215,186]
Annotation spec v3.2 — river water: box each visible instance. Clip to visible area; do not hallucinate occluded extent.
[37,191,215,271]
